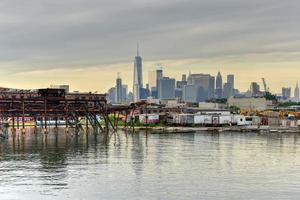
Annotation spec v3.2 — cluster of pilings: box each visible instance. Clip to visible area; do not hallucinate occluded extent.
[0,89,140,135]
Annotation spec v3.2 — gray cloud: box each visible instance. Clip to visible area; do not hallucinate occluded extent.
[0,0,299,72]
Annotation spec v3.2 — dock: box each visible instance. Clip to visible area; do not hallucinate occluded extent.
[0,88,142,134]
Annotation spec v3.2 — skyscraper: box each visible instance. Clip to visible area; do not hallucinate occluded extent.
[187,73,213,102]
[122,85,128,103]
[223,82,233,98]
[215,72,223,98]
[282,87,291,100]
[158,77,175,100]
[107,87,116,103]
[183,84,197,103]
[133,43,143,102]
[294,82,299,100]
[225,74,234,97]
[209,76,215,99]
[250,82,260,96]
[115,73,123,104]
[156,68,163,99]
[227,74,234,89]
[156,69,163,83]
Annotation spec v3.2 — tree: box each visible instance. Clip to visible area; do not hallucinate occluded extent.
[264,92,277,101]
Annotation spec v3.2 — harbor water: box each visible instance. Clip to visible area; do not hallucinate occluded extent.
[0,128,300,199]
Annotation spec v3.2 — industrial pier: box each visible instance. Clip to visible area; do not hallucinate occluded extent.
[0,88,141,134]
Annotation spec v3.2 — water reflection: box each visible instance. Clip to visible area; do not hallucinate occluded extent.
[0,129,300,199]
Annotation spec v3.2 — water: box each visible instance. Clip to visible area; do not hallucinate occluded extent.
[0,129,300,200]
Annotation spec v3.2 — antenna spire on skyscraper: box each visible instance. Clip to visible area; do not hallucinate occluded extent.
[137,41,139,56]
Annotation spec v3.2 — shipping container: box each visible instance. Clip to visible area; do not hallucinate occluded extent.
[194,115,205,125]
[218,115,232,125]
[232,115,247,126]
[172,114,194,126]
[244,116,261,125]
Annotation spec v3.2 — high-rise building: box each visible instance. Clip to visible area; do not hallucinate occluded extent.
[107,87,116,103]
[115,74,123,104]
[294,82,299,100]
[158,77,175,100]
[282,87,291,100]
[122,85,128,103]
[223,74,234,98]
[215,72,223,98]
[156,69,163,83]
[187,73,213,102]
[175,88,183,100]
[209,76,215,99]
[140,84,150,100]
[133,43,143,102]
[176,80,187,89]
[156,69,163,99]
[227,74,234,90]
[183,84,197,103]
[150,87,158,99]
[139,88,148,99]
[250,82,260,96]
[223,82,233,98]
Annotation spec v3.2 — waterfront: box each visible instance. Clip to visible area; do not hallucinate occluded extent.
[0,129,300,199]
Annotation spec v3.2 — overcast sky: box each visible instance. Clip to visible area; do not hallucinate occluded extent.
[0,0,299,93]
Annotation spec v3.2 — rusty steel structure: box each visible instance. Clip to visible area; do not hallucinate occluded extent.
[0,88,140,134]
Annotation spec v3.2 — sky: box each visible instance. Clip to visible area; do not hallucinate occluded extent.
[0,0,299,93]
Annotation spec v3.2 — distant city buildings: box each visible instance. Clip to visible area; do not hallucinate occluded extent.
[223,83,232,98]
[294,82,299,100]
[133,44,143,102]
[185,73,215,102]
[182,84,197,103]
[215,72,223,98]
[107,87,116,103]
[156,68,163,99]
[115,74,122,104]
[227,74,234,90]
[250,82,260,96]
[107,74,129,104]
[282,87,291,100]
[104,47,300,105]
[158,77,175,100]
[122,85,128,102]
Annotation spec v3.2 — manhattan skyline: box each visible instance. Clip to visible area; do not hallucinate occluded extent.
[0,0,299,92]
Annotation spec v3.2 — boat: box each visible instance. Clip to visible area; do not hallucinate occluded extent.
[7,117,35,127]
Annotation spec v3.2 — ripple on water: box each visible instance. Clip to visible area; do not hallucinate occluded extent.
[0,130,300,199]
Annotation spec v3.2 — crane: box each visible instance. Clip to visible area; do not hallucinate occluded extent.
[262,78,270,93]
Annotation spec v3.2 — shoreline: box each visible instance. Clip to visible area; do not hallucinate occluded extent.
[130,125,300,134]
[2,125,300,135]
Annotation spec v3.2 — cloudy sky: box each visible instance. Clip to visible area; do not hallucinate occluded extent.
[0,0,299,93]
